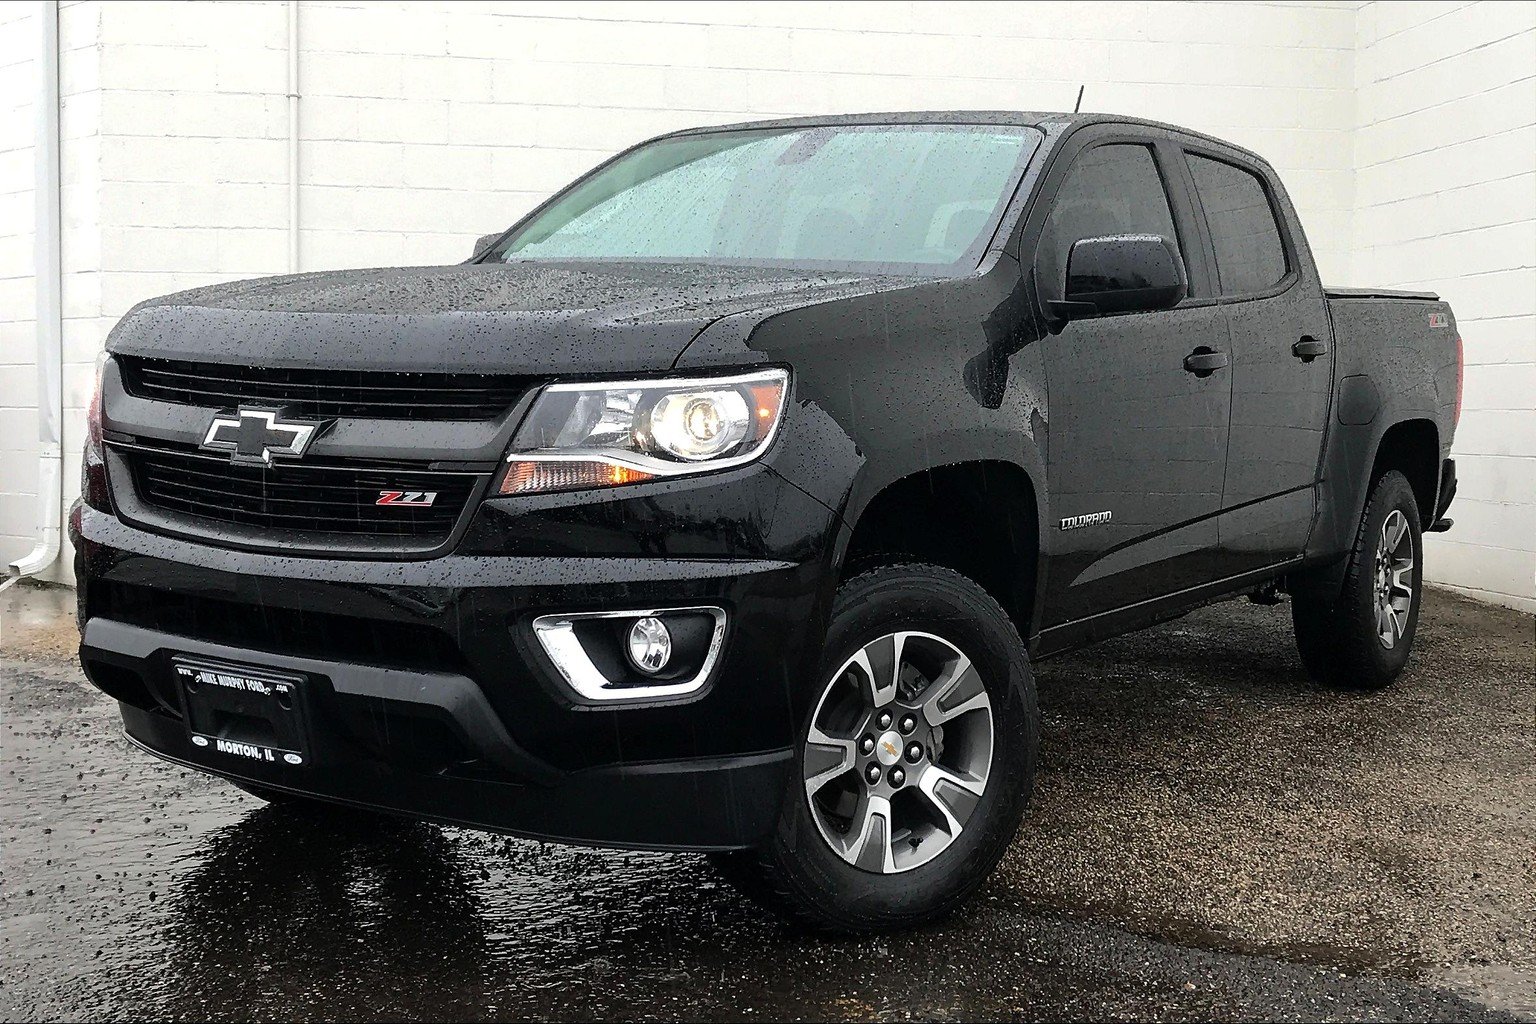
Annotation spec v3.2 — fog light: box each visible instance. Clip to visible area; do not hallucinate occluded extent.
[626,617,672,675]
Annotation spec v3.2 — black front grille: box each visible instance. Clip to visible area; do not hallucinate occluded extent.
[122,446,481,540]
[117,356,528,421]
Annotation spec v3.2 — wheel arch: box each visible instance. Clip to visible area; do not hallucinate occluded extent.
[1370,418,1440,525]
[1302,412,1442,596]
[837,460,1044,641]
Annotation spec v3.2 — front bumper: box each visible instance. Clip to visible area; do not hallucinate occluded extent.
[71,467,842,850]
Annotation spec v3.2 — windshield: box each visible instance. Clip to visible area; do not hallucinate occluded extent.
[488,124,1041,273]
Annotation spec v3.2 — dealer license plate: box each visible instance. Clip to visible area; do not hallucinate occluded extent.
[173,657,312,768]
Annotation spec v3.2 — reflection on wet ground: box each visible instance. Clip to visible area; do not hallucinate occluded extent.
[3,587,1532,1021]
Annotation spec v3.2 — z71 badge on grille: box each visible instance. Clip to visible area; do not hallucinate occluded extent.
[376,490,437,507]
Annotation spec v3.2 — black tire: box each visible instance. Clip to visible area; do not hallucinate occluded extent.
[1292,470,1423,690]
[710,562,1038,933]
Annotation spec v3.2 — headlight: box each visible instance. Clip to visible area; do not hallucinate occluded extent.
[498,368,789,495]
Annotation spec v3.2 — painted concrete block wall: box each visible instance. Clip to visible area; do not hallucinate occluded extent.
[1352,1,1536,612]
[282,0,1359,276]
[2,2,103,573]
[1,6,41,567]
[82,0,1361,278]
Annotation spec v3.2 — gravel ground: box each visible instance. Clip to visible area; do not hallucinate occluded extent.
[1,583,1532,1022]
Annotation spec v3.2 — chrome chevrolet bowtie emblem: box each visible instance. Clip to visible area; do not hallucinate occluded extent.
[201,408,323,467]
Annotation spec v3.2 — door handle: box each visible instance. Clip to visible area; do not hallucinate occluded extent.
[1183,347,1229,377]
[1293,336,1328,362]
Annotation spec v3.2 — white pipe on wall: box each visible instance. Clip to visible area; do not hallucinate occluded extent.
[287,0,299,273]
[6,0,63,589]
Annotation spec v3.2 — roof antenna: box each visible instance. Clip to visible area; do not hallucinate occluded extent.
[1073,85,1086,113]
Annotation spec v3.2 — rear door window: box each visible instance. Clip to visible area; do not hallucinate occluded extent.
[1186,154,1288,295]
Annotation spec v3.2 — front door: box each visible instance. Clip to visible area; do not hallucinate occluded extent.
[1032,137,1234,627]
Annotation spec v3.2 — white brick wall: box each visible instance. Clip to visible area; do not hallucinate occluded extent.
[1351,1,1536,612]
[2,0,1531,609]
[1,6,41,568]
[80,0,1362,284]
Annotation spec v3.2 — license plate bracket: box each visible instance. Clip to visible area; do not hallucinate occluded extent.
[173,656,313,768]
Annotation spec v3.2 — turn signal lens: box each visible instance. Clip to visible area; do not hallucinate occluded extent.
[499,460,653,496]
[81,353,111,509]
[86,353,106,448]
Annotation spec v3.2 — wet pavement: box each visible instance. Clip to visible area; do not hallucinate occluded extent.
[2,583,1532,1022]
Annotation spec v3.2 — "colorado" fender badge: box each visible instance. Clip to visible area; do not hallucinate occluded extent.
[1060,510,1113,530]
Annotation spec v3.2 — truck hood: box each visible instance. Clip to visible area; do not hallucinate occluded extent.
[105,262,912,375]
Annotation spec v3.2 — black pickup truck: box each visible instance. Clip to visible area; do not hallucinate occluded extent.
[71,112,1461,932]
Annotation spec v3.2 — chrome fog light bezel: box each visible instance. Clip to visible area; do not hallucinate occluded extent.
[531,606,726,702]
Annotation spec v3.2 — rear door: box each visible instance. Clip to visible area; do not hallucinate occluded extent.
[1029,128,1234,627]
[1181,147,1334,575]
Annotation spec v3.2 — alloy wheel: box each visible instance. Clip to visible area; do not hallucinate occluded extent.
[1373,508,1415,649]
[802,630,994,874]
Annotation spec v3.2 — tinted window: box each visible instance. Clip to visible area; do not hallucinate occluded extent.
[1038,143,1182,298]
[1187,154,1287,294]
[490,125,1040,272]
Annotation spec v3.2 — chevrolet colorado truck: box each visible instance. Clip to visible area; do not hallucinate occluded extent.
[71,112,1462,932]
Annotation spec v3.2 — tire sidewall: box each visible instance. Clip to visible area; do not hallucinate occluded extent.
[1349,471,1423,679]
[768,564,1037,928]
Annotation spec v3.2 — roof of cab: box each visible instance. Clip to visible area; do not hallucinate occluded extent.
[665,110,1273,169]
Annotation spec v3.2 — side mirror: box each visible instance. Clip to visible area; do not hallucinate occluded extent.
[471,231,504,260]
[1050,234,1186,320]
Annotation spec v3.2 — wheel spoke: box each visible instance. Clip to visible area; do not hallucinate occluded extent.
[1384,510,1408,552]
[803,725,857,797]
[920,652,988,728]
[842,793,895,872]
[852,633,903,708]
[915,764,984,837]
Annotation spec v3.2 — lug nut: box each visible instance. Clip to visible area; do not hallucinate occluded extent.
[889,767,906,787]
[859,735,875,755]
[865,763,883,785]
[905,742,923,763]
[877,711,893,730]
[899,714,916,735]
